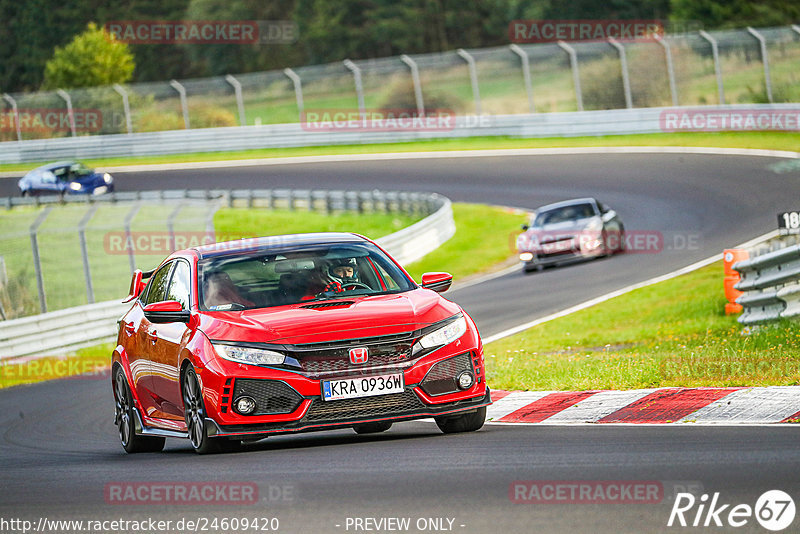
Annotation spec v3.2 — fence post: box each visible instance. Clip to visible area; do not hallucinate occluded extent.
[283,68,304,122]
[2,93,22,141]
[456,49,481,115]
[112,84,133,134]
[78,205,98,304]
[699,30,725,105]
[400,54,425,116]
[343,59,366,118]
[655,36,679,106]
[166,202,183,252]
[747,27,773,103]
[56,89,77,137]
[225,74,247,126]
[509,44,535,113]
[30,207,52,313]
[557,41,583,111]
[124,204,142,276]
[169,80,190,129]
[608,38,633,109]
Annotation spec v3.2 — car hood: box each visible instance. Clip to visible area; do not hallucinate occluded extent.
[72,173,104,186]
[198,289,462,345]
[530,219,595,238]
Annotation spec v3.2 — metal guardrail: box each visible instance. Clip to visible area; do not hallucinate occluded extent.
[2,104,798,164]
[0,190,454,359]
[734,234,800,325]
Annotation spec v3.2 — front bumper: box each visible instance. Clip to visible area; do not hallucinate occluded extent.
[206,387,491,438]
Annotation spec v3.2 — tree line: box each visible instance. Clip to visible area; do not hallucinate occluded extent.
[1,0,797,93]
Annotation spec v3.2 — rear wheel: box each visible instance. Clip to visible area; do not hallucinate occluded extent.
[435,407,486,434]
[182,366,234,454]
[353,421,392,434]
[113,366,165,453]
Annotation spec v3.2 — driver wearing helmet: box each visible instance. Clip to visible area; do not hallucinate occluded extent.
[317,258,361,294]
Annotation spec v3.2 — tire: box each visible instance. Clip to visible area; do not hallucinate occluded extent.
[353,421,392,434]
[20,190,28,197]
[113,366,165,453]
[182,366,232,454]
[617,225,626,253]
[435,406,486,434]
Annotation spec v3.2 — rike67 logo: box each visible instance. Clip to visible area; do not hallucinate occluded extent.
[668,490,795,531]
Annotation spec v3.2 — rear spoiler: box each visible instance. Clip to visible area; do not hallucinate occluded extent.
[122,268,155,303]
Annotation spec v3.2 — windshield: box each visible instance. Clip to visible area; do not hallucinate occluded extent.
[198,241,415,311]
[69,163,93,177]
[532,203,596,227]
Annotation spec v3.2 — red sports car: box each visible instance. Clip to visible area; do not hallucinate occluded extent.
[112,232,490,453]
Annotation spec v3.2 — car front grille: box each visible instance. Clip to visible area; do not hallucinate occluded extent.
[232,378,303,415]
[304,389,425,422]
[289,333,417,379]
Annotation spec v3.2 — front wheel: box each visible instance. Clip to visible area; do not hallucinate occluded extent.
[435,406,486,434]
[113,366,165,453]
[182,366,235,454]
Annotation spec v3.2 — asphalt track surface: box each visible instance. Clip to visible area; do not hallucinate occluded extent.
[2,152,800,533]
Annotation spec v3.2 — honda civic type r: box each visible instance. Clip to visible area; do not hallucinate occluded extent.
[112,232,491,453]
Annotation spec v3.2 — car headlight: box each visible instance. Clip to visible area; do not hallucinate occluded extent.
[69,182,82,191]
[213,344,286,366]
[103,173,113,184]
[417,315,467,350]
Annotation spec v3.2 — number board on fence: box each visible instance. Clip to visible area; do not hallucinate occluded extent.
[778,211,800,232]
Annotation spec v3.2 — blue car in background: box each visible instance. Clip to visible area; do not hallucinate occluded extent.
[18,161,114,196]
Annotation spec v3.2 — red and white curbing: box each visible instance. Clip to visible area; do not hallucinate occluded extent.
[488,387,800,424]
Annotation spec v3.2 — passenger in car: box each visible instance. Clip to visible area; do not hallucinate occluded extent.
[203,271,256,308]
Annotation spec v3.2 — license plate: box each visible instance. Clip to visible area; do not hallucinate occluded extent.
[542,240,573,253]
[322,373,404,401]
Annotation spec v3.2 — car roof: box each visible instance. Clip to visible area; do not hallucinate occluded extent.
[31,160,78,172]
[192,232,369,259]
[535,197,598,212]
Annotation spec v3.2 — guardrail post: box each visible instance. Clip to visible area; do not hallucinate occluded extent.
[400,54,425,116]
[2,93,22,141]
[747,27,773,103]
[169,80,190,129]
[509,44,535,113]
[225,74,247,126]
[699,30,725,105]
[78,205,98,304]
[205,200,219,236]
[608,38,633,109]
[283,68,304,122]
[557,41,583,111]
[123,204,142,275]
[654,36,678,106]
[456,49,481,115]
[112,84,133,134]
[30,207,52,313]
[343,59,366,118]
[55,89,77,137]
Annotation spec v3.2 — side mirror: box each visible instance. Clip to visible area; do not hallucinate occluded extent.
[602,210,616,222]
[521,224,529,231]
[421,272,453,293]
[144,301,190,323]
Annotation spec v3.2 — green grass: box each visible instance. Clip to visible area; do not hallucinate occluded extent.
[213,207,417,242]
[2,131,798,173]
[485,261,800,391]
[404,203,525,282]
[0,343,113,389]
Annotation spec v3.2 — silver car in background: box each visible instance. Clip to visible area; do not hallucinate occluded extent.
[516,198,625,273]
